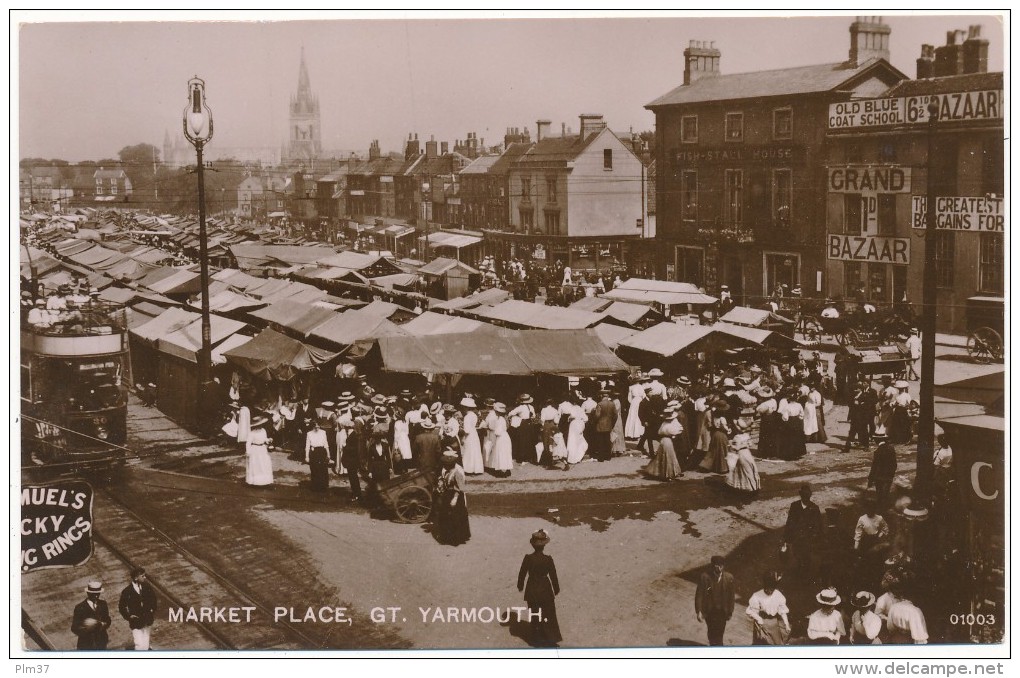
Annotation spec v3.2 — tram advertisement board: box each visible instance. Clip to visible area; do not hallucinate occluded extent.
[20,480,94,573]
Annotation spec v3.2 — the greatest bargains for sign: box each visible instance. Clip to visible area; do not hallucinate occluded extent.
[828,90,1003,129]
[911,196,1005,232]
[21,480,94,573]
[827,234,910,264]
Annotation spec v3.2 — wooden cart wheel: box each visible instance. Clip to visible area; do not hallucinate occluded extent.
[394,486,432,523]
[967,326,1004,364]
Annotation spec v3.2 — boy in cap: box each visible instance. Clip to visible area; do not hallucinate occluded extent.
[118,567,158,650]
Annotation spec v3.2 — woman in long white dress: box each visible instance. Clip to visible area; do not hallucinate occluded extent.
[491,404,514,477]
[459,398,484,475]
[566,403,589,465]
[245,417,274,486]
[625,376,646,439]
[392,416,413,474]
[803,387,820,442]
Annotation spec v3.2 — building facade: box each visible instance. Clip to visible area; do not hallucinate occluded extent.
[824,26,1003,333]
[647,18,907,303]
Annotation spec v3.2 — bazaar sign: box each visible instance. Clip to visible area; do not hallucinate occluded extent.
[21,480,94,573]
[827,235,909,264]
[911,196,1004,232]
[828,90,1003,129]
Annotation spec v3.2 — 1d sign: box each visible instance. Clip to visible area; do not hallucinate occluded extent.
[827,235,910,264]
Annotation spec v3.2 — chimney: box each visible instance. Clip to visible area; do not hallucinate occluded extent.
[405,133,421,160]
[425,136,438,159]
[562,122,566,138]
[368,140,380,161]
[848,16,891,67]
[683,39,721,85]
[934,29,967,76]
[441,141,449,155]
[963,24,989,74]
[916,44,935,79]
[579,114,606,140]
[536,119,551,142]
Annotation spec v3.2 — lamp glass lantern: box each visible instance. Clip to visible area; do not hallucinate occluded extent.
[183,77,214,145]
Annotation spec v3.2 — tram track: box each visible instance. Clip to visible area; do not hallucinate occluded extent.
[95,486,339,650]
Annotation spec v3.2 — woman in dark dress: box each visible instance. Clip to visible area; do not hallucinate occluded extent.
[698,402,731,474]
[434,450,470,546]
[517,529,562,647]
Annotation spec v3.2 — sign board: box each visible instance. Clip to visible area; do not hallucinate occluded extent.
[827,234,910,264]
[911,196,1004,232]
[675,145,805,166]
[827,166,911,193]
[828,90,1003,129]
[21,480,94,573]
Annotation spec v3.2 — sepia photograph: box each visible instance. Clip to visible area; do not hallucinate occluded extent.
[12,9,1008,665]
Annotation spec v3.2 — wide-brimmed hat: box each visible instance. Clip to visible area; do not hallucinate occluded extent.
[895,380,910,389]
[816,588,841,606]
[756,386,775,399]
[85,580,103,594]
[723,378,736,388]
[483,397,496,407]
[853,591,877,608]
[371,394,387,405]
[250,416,269,428]
[902,505,930,521]
[910,328,919,335]
[530,529,550,546]
[442,449,458,460]
[338,392,355,402]
[648,368,664,378]
[443,404,457,414]
[399,389,413,398]
[373,406,389,419]
[320,400,335,408]
[493,403,507,414]
[666,399,680,410]
[676,375,692,386]
[460,397,477,408]
[518,394,534,404]
[430,402,443,415]
[419,418,435,429]
[662,409,678,419]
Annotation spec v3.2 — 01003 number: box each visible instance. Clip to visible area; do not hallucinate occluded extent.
[950,613,996,625]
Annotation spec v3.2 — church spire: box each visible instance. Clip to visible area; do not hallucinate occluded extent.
[297,46,311,95]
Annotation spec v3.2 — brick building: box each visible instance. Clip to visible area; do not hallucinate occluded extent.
[647,17,907,303]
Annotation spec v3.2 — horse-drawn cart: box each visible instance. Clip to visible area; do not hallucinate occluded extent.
[377,468,437,523]
[965,296,1004,363]
[842,342,911,380]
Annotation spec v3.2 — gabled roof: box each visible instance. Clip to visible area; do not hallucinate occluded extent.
[488,142,534,176]
[514,133,601,169]
[94,168,129,179]
[883,71,1003,97]
[459,155,500,175]
[646,59,906,107]
[418,257,480,276]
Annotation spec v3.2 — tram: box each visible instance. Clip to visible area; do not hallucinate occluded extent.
[20,300,131,475]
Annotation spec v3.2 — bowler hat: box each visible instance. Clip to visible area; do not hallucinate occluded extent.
[710,555,725,566]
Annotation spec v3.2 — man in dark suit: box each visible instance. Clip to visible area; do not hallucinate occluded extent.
[694,555,735,646]
[72,580,111,650]
[844,380,872,452]
[413,418,443,475]
[868,435,898,509]
[118,567,158,650]
[592,389,617,462]
[783,483,823,582]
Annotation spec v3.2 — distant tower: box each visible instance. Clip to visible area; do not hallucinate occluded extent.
[287,47,322,163]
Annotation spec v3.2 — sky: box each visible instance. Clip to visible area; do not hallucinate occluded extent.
[16,11,1006,162]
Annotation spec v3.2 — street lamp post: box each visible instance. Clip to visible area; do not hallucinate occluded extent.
[183,76,215,433]
[914,99,940,510]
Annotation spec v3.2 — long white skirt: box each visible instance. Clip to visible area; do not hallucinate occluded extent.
[566,421,589,464]
[461,430,484,474]
[625,396,645,438]
[491,433,513,472]
[246,446,274,486]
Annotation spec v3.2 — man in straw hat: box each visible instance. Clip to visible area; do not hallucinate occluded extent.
[414,417,442,475]
[694,555,735,646]
[71,580,112,650]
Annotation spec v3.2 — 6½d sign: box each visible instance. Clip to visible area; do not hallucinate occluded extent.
[21,480,94,573]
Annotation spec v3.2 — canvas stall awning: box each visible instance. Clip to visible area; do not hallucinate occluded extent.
[157,315,248,363]
[249,300,338,336]
[478,300,604,330]
[130,307,200,345]
[222,327,338,381]
[616,322,763,359]
[377,329,627,376]
[307,309,407,347]
[719,306,794,328]
[400,311,493,336]
[602,277,717,306]
[714,322,803,349]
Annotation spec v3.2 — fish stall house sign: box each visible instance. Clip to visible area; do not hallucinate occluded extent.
[827,235,910,264]
[21,480,94,572]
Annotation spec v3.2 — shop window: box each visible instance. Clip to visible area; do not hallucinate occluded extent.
[681,116,698,144]
[725,113,744,142]
[979,233,1004,294]
[773,169,792,225]
[681,170,698,223]
[877,193,897,235]
[843,194,863,235]
[724,169,743,226]
[773,108,792,140]
[935,231,955,288]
